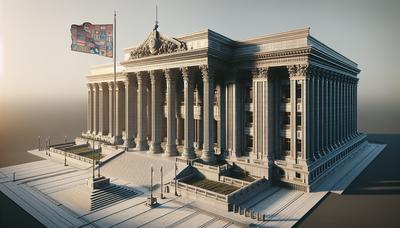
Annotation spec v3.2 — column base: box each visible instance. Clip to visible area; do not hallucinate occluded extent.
[201,151,216,165]
[123,137,135,148]
[114,135,123,145]
[135,140,149,151]
[164,144,177,157]
[181,147,196,159]
[149,143,163,154]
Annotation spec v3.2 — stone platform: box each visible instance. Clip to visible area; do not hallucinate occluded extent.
[0,143,385,227]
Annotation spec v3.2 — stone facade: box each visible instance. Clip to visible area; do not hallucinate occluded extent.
[82,27,366,192]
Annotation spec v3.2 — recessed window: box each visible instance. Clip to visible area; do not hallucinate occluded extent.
[295,172,301,179]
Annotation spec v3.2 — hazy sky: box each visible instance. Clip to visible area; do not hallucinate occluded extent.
[1,0,399,133]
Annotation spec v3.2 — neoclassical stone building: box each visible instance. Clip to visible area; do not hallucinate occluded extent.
[82,27,367,191]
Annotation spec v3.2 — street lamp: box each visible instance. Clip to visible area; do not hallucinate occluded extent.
[150,164,153,200]
[38,136,40,151]
[92,139,95,179]
[64,151,67,166]
[174,161,178,196]
[160,166,164,199]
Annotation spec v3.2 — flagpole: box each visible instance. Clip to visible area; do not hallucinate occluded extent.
[113,11,117,147]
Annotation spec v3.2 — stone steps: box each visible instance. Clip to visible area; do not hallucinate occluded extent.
[90,185,138,211]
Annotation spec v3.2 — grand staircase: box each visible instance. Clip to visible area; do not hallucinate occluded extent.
[90,184,138,211]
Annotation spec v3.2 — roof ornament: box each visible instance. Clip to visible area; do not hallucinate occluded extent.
[129,0,187,59]
[153,0,159,32]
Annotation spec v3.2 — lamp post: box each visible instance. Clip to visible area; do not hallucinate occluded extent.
[64,151,67,166]
[45,138,48,155]
[174,161,178,196]
[92,139,95,179]
[150,164,153,200]
[98,161,101,177]
[38,136,41,151]
[160,166,164,199]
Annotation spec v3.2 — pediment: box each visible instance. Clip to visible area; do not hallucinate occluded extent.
[129,30,187,59]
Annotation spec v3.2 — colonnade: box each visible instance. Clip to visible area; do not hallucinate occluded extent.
[286,64,359,163]
[86,65,223,164]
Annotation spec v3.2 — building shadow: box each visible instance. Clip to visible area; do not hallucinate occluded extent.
[343,134,400,195]
[295,134,400,228]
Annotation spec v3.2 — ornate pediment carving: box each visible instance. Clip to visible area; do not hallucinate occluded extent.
[129,30,187,59]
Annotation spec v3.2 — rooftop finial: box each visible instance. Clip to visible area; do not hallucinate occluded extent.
[153,0,159,31]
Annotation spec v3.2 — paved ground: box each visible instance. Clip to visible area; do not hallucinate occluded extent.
[0,141,386,227]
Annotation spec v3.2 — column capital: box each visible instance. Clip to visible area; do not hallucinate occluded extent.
[287,64,308,79]
[86,83,93,90]
[108,81,114,90]
[181,66,196,81]
[251,67,270,79]
[137,71,149,84]
[98,82,106,91]
[149,70,162,82]
[164,68,179,81]
[200,65,215,82]
[124,80,130,87]
[92,83,99,90]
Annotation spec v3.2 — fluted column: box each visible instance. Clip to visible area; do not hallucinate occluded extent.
[147,85,152,141]
[337,78,341,144]
[315,72,322,158]
[87,84,93,133]
[200,65,216,164]
[108,82,114,137]
[327,76,333,151]
[321,74,329,154]
[115,82,124,144]
[165,69,178,156]
[289,77,297,160]
[92,83,99,134]
[123,78,136,148]
[325,75,329,151]
[181,67,196,159]
[309,74,316,161]
[351,79,356,136]
[98,83,109,135]
[332,77,337,147]
[149,70,163,153]
[218,81,226,155]
[136,72,149,150]
[346,79,351,140]
[232,78,243,158]
[342,79,346,141]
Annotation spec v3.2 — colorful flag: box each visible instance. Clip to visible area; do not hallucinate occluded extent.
[70,22,113,58]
